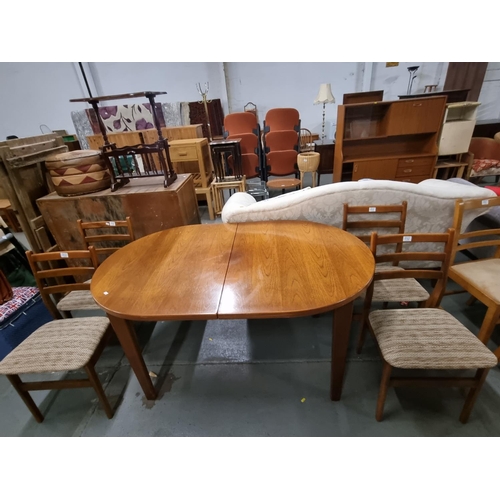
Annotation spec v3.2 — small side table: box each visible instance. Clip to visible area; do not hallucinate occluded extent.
[212,176,246,216]
[210,139,242,181]
[314,140,335,185]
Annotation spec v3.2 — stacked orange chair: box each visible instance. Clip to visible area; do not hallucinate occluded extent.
[263,108,300,182]
[223,112,262,179]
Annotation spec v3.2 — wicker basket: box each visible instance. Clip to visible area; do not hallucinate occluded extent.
[297,152,320,172]
[45,150,110,197]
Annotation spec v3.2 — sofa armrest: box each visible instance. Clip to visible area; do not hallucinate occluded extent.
[221,192,257,223]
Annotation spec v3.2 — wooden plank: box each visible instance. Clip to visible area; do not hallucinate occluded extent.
[9,139,57,157]
[6,146,68,167]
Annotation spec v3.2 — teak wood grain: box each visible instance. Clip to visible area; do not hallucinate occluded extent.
[90,221,375,401]
[91,224,238,321]
[218,222,374,318]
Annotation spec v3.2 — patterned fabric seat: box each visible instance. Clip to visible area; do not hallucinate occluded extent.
[0,317,110,374]
[56,279,98,311]
[361,265,430,303]
[369,308,498,370]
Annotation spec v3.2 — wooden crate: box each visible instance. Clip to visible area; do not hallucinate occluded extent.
[0,134,67,251]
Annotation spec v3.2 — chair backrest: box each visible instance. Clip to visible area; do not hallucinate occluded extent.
[227,133,259,155]
[77,217,135,259]
[469,137,500,161]
[266,151,298,176]
[366,229,455,308]
[342,202,408,244]
[26,247,99,319]
[264,131,299,153]
[299,128,314,152]
[451,197,500,262]
[224,113,258,136]
[264,108,300,132]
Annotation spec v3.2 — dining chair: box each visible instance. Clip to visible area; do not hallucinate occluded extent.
[365,230,498,423]
[342,202,430,353]
[77,217,135,260]
[1,247,116,422]
[447,197,500,346]
[27,248,100,317]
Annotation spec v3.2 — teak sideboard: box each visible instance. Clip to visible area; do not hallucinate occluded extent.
[37,174,200,253]
[333,96,447,183]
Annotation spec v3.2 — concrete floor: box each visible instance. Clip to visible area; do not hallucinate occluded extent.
[2,174,500,436]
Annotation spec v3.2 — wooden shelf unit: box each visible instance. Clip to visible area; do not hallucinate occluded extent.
[333,96,447,183]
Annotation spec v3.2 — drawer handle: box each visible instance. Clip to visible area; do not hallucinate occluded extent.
[403,168,413,173]
[413,103,423,107]
[401,179,411,182]
[405,159,414,163]
[178,152,188,156]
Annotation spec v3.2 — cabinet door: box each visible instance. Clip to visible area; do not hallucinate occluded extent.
[352,159,398,181]
[385,100,444,135]
[438,121,476,155]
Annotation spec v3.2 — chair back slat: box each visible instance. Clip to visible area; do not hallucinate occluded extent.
[26,247,98,319]
[452,197,500,262]
[77,217,135,260]
[367,229,455,308]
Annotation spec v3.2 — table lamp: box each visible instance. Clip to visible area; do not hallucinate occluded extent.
[314,83,336,143]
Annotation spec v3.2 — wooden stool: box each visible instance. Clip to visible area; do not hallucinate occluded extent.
[424,84,438,93]
[0,200,21,232]
[266,178,302,194]
[211,176,246,216]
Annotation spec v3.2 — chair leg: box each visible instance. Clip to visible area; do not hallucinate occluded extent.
[466,296,477,307]
[459,368,489,424]
[376,361,392,422]
[356,321,368,355]
[477,305,500,344]
[6,375,44,423]
[84,365,114,419]
[494,345,500,360]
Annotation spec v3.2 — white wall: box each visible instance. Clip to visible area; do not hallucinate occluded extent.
[1,61,500,142]
[370,62,449,101]
[89,62,227,110]
[224,62,365,140]
[477,62,500,120]
[0,62,87,140]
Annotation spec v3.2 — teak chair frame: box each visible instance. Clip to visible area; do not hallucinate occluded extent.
[364,230,496,424]
[8,247,116,422]
[446,197,500,356]
[77,216,135,259]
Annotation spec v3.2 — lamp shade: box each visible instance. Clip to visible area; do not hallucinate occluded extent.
[314,83,335,105]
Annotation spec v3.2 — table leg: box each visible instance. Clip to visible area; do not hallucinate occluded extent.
[330,301,354,401]
[107,314,157,400]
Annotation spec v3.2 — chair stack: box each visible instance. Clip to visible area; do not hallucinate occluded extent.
[223,112,262,179]
[263,108,300,180]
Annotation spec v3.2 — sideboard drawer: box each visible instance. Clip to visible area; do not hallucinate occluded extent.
[398,156,434,168]
[169,145,198,162]
[397,175,429,184]
[396,164,432,178]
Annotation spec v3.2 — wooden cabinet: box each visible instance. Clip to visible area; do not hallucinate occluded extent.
[334,96,447,183]
[37,174,200,253]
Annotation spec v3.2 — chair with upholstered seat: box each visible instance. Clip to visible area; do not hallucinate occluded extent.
[365,229,498,423]
[54,218,136,313]
[342,202,431,353]
[27,248,100,317]
[447,197,500,350]
[1,250,116,422]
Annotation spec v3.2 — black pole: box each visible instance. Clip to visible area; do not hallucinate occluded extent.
[78,62,93,98]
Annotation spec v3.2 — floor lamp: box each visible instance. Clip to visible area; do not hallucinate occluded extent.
[314,84,336,143]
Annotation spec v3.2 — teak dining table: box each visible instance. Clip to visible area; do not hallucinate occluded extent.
[91,221,375,401]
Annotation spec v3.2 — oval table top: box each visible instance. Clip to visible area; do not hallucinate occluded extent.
[91,221,375,321]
